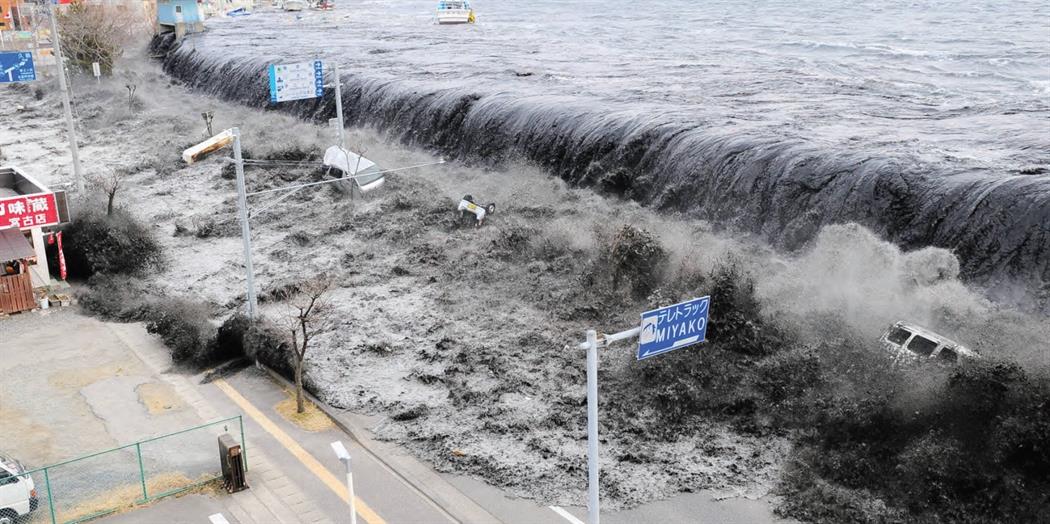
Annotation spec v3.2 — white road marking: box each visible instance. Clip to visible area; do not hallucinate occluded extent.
[549,505,586,524]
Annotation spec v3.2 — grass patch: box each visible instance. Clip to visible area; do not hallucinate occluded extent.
[56,473,219,523]
[47,362,128,390]
[274,390,334,432]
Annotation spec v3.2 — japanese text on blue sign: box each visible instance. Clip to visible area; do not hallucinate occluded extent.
[637,296,710,360]
[0,52,36,83]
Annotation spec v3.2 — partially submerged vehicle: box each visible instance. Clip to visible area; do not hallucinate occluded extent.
[0,454,37,524]
[880,321,978,364]
[323,146,386,195]
[458,194,495,227]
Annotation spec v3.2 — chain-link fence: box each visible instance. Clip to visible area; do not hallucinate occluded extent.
[9,415,244,524]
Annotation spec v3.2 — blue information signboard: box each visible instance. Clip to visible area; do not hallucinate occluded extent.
[267,60,324,103]
[0,52,36,84]
[637,296,710,360]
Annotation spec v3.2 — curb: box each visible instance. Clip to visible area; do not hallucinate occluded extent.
[258,365,502,524]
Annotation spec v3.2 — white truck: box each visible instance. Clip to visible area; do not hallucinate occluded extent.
[0,454,37,524]
[880,321,979,365]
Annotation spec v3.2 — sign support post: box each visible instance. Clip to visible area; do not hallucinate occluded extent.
[332,63,345,148]
[575,296,710,524]
[232,127,257,319]
[585,329,600,524]
[47,1,84,194]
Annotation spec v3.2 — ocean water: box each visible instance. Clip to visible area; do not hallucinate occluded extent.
[161,0,1050,301]
[201,0,1050,166]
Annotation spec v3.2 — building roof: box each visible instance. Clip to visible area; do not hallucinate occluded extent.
[0,227,35,262]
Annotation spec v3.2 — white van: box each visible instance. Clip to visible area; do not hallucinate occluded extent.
[0,454,37,524]
[880,321,978,364]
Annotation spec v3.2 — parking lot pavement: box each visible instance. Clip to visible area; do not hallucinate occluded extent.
[0,309,201,469]
[0,309,330,524]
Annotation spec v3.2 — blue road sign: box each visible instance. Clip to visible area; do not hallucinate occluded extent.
[268,60,324,103]
[637,296,710,360]
[0,52,36,84]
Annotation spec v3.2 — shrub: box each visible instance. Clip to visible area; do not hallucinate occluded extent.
[781,360,1050,522]
[704,261,786,356]
[62,209,163,278]
[628,260,800,426]
[77,274,152,321]
[606,225,668,298]
[214,314,295,378]
[144,300,216,364]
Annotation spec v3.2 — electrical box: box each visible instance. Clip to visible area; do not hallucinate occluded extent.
[218,433,248,493]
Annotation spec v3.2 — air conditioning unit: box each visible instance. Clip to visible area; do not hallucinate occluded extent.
[218,433,248,493]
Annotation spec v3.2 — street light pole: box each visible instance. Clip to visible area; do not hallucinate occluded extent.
[330,441,358,524]
[47,0,84,194]
[232,127,257,319]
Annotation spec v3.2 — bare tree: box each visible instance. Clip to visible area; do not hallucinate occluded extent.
[201,111,215,138]
[89,169,126,216]
[56,2,139,75]
[287,276,332,413]
[125,84,137,110]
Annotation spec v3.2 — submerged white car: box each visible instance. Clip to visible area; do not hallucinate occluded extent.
[0,454,37,524]
[880,321,978,364]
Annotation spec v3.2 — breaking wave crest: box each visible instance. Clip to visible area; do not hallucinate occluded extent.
[151,35,1050,310]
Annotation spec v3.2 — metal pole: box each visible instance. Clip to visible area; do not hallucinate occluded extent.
[332,62,344,149]
[136,442,148,502]
[47,1,84,193]
[44,467,56,524]
[344,458,358,524]
[239,414,247,471]
[232,128,257,319]
[585,329,600,524]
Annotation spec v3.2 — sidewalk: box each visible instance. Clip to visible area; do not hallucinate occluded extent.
[106,322,334,524]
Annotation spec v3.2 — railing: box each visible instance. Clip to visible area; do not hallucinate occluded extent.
[17,416,245,524]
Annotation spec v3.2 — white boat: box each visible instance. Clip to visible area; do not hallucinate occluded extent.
[281,0,306,11]
[436,0,475,24]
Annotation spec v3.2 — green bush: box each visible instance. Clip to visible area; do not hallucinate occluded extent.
[607,225,668,298]
[78,274,152,321]
[214,314,294,378]
[630,261,800,428]
[62,209,163,278]
[145,300,216,364]
[782,360,1050,523]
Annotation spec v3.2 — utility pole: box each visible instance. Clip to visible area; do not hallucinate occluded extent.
[232,127,258,319]
[47,1,84,193]
[332,63,344,148]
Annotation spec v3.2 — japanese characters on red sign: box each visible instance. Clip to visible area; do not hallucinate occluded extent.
[0,193,59,229]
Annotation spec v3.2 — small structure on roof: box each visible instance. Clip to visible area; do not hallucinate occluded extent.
[157,0,205,40]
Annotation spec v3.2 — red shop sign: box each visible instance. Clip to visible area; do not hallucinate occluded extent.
[0,192,60,230]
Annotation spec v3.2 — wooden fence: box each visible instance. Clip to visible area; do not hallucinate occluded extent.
[0,269,35,314]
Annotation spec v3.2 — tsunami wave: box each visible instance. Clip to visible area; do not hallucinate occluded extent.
[150,34,1050,308]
